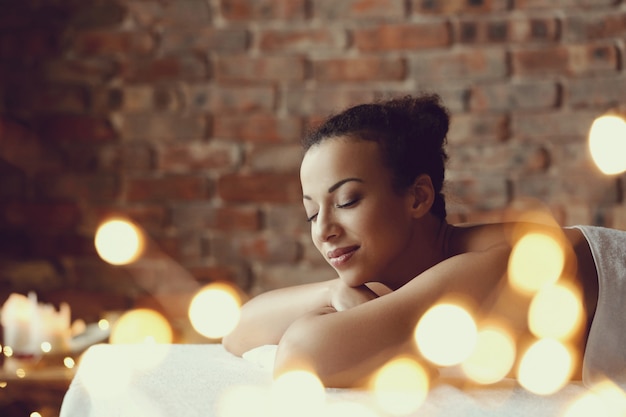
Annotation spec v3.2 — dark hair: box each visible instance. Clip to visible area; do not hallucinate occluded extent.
[303,94,450,220]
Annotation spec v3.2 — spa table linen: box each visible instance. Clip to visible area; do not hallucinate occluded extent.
[60,343,593,417]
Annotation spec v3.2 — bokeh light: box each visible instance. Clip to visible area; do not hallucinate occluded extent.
[94,218,144,265]
[508,232,565,295]
[326,401,380,417]
[564,380,626,417]
[370,356,429,416]
[271,370,325,417]
[218,385,270,417]
[528,283,583,341]
[78,347,132,398]
[110,308,173,344]
[189,283,242,339]
[589,114,626,175]
[461,324,516,385]
[415,303,477,367]
[64,357,76,369]
[517,338,573,395]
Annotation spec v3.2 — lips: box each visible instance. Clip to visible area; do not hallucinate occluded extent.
[327,245,359,268]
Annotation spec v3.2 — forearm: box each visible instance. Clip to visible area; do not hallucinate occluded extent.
[222,279,337,356]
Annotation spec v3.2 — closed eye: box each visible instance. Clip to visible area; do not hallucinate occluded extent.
[336,198,360,209]
[306,213,318,223]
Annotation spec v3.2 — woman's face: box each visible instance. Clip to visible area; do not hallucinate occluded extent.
[300,137,419,287]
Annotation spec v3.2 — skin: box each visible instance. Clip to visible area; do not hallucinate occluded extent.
[222,136,599,388]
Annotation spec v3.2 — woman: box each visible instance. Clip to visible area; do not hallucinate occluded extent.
[223,94,624,389]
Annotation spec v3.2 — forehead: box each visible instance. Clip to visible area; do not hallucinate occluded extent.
[300,137,389,189]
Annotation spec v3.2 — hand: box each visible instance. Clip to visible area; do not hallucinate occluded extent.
[329,280,379,312]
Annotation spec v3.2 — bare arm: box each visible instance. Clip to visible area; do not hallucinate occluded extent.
[273,245,511,387]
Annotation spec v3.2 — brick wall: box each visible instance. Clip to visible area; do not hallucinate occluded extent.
[1,0,625,327]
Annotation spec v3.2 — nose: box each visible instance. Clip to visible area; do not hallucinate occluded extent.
[312,210,340,243]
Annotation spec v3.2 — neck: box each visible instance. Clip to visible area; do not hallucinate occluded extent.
[384,215,453,291]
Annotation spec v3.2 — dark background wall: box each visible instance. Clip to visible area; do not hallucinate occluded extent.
[1,0,625,332]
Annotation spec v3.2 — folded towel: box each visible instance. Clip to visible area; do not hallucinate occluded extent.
[574,226,626,388]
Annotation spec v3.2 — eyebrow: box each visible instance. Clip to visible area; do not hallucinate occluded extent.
[303,177,364,200]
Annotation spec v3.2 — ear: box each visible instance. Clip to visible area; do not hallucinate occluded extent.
[408,174,435,218]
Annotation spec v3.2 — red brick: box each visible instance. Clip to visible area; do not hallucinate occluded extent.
[152,233,203,263]
[255,264,336,292]
[412,0,509,14]
[448,113,509,144]
[43,58,118,85]
[37,115,117,142]
[213,114,302,143]
[210,235,300,263]
[85,204,168,232]
[36,173,120,202]
[409,48,507,81]
[115,85,181,112]
[116,113,209,141]
[564,10,626,41]
[453,16,559,44]
[265,204,310,237]
[514,0,617,9]
[160,28,249,53]
[446,175,510,211]
[215,55,306,82]
[245,144,303,172]
[470,80,559,111]
[217,173,301,203]
[510,109,601,140]
[258,28,347,52]
[157,141,241,172]
[285,87,379,116]
[120,55,209,83]
[447,143,548,177]
[187,263,252,289]
[312,57,405,82]
[98,142,155,172]
[221,0,307,20]
[566,75,626,107]
[511,43,619,77]
[70,30,155,56]
[313,0,406,20]
[125,175,211,202]
[186,85,276,112]
[513,172,620,205]
[171,204,261,232]
[353,23,450,52]
[127,0,212,27]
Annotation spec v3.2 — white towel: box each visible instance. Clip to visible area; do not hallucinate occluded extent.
[575,225,626,388]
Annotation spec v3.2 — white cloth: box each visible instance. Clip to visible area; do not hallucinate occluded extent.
[60,343,593,417]
[574,226,626,388]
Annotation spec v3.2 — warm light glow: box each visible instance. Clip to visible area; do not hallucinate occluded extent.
[189,283,242,339]
[271,370,325,417]
[98,319,110,330]
[564,380,626,417]
[94,218,144,265]
[589,114,626,175]
[16,368,26,378]
[508,232,565,295]
[30,412,42,417]
[462,325,516,385]
[78,347,132,398]
[110,309,173,344]
[326,401,380,417]
[370,356,429,415]
[517,338,573,395]
[64,357,76,369]
[0,381,7,388]
[415,303,477,367]
[3,346,13,357]
[218,385,270,417]
[41,342,52,353]
[528,283,583,340]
